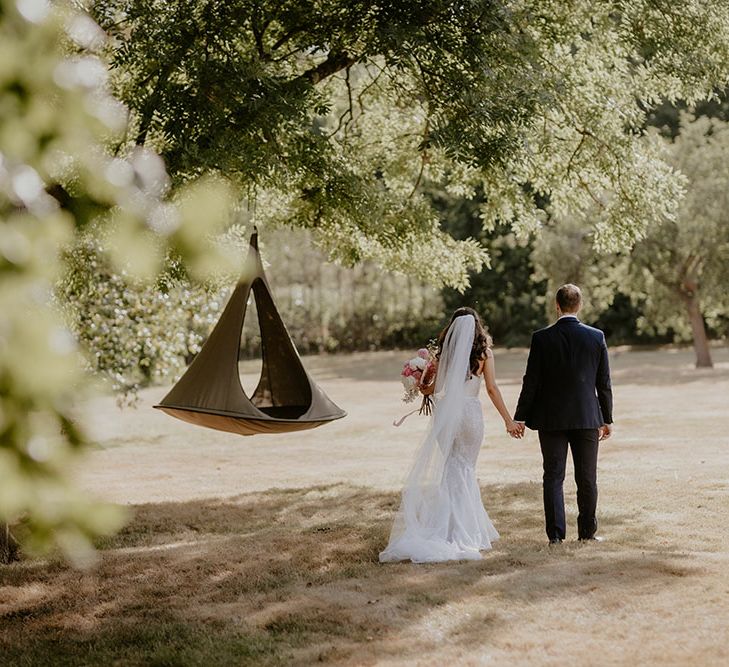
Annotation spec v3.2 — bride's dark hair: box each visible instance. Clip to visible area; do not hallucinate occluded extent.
[437,307,493,375]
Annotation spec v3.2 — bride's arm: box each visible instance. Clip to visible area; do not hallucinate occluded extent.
[482,351,522,437]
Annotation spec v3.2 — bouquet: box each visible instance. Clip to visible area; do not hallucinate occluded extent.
[400,347,431,402]
[394,344,437,426]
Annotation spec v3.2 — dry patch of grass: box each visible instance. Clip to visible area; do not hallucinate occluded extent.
[4,348,729,665]
[3,482,725,666]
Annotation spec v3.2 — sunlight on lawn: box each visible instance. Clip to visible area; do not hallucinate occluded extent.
[1,348,729,666]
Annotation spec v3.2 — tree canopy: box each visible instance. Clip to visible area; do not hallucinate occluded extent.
[92,0,729,288]
[533,113,729,367]
[629,114,729,366]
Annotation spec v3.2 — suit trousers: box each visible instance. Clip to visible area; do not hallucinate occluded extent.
[538,429,599,540]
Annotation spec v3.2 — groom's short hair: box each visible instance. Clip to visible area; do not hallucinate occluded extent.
[556,284,582,312]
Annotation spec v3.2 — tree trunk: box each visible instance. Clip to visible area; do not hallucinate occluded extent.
[1,523,19,564]
[681,290,713,368]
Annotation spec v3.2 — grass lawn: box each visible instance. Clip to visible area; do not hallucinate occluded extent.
[2,346,729,666]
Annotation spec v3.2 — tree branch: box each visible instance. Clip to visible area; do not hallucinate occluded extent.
[136,63,172,146]
[356,63,385,113]
[409,120,430,198]
[251,17,273,60]
[302,51,357,85]
[271,26,305,51]
[271,46,307,63]
[566,132,587,176]
[323,67,355,139]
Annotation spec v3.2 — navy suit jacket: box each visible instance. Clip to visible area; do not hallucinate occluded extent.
[514,317,613,431]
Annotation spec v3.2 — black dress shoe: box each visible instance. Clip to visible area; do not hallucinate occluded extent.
[549,538,563,544]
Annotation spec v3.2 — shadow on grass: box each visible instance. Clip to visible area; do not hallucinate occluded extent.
[0,483,698,666]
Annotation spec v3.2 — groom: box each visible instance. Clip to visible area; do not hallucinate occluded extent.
[513,284,613,544]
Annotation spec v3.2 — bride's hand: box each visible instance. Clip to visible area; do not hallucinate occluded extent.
[505,419,524,439]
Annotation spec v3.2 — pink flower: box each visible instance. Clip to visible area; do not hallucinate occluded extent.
[417,348,429,359]
[402,366,413,377]
[413,370,422,382]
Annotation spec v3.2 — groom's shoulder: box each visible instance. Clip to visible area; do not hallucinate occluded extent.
[577,322,606,341]
[529,325,553,347]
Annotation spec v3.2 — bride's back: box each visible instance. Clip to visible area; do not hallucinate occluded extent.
[464,373,481,399]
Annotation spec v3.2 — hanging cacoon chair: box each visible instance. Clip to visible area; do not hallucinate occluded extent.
[154,230,346,436]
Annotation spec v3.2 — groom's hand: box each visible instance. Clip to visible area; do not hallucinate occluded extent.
[507,420,525,439]
[599,424,613,441]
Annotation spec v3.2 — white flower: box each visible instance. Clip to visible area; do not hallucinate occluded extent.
[408,357,427,371]
[401,375,417,390]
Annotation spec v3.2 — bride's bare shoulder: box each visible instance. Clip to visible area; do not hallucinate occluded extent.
[478,350,493,376]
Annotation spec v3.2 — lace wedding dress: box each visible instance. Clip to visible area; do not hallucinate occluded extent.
[380,315,499,563]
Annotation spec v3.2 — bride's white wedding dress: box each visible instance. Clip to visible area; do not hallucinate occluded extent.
[380,315,499,563]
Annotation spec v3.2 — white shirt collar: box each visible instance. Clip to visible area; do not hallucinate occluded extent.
[558,313,579,321]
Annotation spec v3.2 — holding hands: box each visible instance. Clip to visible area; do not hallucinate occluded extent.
[479,351,526,440]
[506,419,525,439]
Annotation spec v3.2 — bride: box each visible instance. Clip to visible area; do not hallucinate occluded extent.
[380,307,522,563]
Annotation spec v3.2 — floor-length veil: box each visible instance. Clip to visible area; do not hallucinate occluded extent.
[380,315,478,562]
